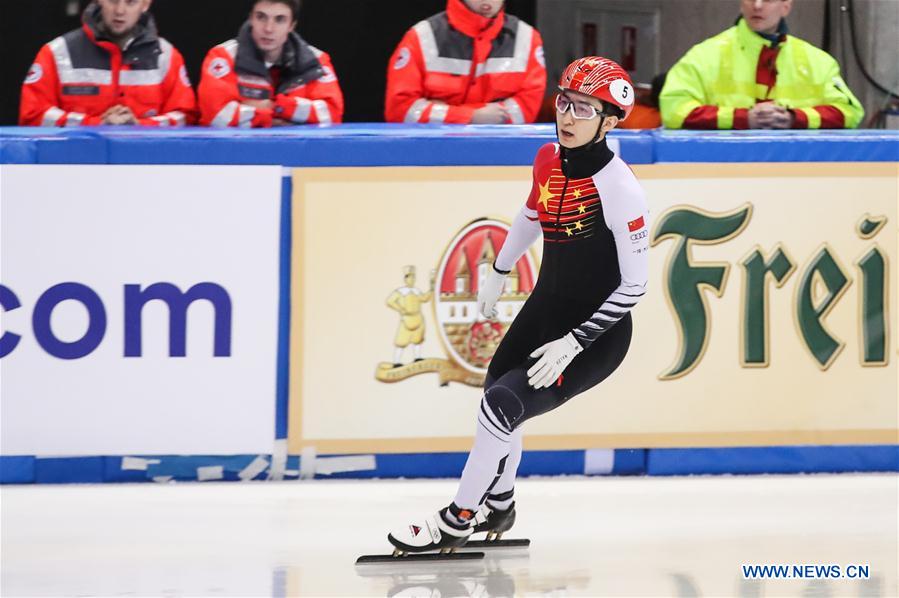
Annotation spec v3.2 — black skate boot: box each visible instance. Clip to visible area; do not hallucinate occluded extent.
[466,491,530,549]
[473,500,517,536]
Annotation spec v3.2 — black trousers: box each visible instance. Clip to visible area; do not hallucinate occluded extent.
[485,292,632,429]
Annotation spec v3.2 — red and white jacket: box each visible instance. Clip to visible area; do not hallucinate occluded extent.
[385,0,546,124]
[19,5,196,127]
[198,24,343,127]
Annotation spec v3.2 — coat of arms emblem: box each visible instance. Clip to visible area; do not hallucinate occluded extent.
[375,219,538,387]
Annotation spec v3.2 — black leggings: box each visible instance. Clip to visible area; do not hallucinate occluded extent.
[484,293,632,430]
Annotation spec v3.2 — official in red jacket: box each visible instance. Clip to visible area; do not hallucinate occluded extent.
[198,0,344,128]
[385,0,546,124]
[19,0,196,127]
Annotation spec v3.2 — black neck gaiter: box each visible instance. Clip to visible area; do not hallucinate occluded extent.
[560,136,615,179]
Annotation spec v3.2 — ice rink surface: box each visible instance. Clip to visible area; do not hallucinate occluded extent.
[2,474,897,597]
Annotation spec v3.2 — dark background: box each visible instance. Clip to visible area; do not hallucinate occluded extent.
[0,0,537,125]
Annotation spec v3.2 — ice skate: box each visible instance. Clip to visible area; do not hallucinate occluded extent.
[465,498,530,549]
[356,507,483,564]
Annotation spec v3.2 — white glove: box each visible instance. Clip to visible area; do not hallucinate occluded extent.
[477,266,507,319]
[527,332,584,389]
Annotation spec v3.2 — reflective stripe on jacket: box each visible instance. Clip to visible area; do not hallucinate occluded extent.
[198,23,343,128]
[385,0,546,124]
[19,5,196,127]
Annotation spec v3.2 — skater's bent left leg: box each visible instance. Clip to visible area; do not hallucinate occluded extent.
[451,383,523,512]
[451,372,561,513]
[449,319,632,527]
[489,428,521,506]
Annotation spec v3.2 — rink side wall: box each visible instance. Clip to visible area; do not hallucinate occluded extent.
[1,126,897,483]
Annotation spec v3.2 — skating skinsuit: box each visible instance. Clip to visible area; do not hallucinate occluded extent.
[488,138,649,418]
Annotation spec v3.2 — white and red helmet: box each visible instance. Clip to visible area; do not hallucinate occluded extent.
[558,57,635,120]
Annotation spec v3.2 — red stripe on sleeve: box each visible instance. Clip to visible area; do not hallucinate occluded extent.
[682,105,720,129]
[813,105,846,128]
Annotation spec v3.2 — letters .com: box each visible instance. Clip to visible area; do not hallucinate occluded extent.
[0,282,232,359]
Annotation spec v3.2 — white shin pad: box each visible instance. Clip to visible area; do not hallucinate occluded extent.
[452,400,523,510]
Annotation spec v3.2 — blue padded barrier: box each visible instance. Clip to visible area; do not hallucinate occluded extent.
[0,125,658,166]
[652,129,899,162]
[0,131,39,164]
[103,458,151,483]
[0,449,646,483]
[140,455,273,482]
[275,175,292,442]
[610,448,647,475]
[307,449,637,479]
[3,126,897,166]
[102,125,560,166]
[0,128,111,163]
[34,457,105,484]
[0,456,36,483]
[4,446,896,483]
[647,445,899,476]
[37,131,109,164]
[518,450,585,476]
[326,452,469,480]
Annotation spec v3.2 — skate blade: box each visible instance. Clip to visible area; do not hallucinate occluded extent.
[462,538,530,549]
[356,551,485,564]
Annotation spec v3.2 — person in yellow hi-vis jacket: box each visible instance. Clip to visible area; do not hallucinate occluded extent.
[387,266,435,367]
[660,0,864,130]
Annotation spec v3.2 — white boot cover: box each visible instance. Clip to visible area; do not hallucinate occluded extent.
[388,511,472,553]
